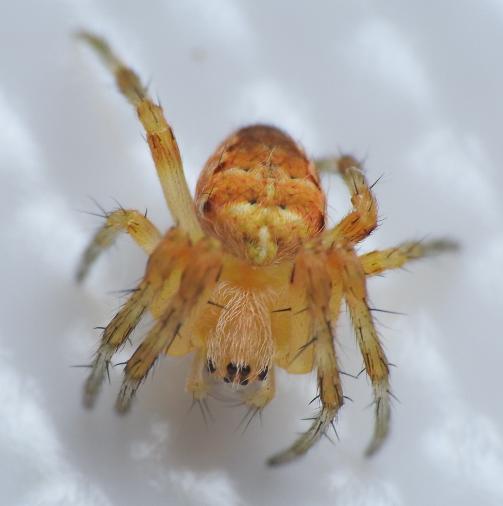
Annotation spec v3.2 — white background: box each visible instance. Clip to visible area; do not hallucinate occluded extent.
[1,1,502,505]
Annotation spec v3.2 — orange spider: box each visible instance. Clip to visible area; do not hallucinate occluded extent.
[76,32,457,465]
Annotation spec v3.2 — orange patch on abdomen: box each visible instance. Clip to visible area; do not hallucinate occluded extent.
[195,125,326,264]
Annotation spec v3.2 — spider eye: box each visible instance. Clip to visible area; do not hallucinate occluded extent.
[226,362,238,375]
[240,364,251,385]
[224,362,253,384]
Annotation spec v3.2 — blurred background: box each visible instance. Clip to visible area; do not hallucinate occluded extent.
[1,1,502,505]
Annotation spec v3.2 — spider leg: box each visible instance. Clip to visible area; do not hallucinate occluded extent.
[268,276,344,465]
[77,31,204,242]
[83,229,192,407]
[339,247,391,456]
[116,239,222,412]
[316,155,378,247]
[268,316,343,465]
[360,239,459,276]
[116,304,183,413]
[77,208,161,282]
[84,280,154,407]
[186,348,210,401]
[244,366,275,410]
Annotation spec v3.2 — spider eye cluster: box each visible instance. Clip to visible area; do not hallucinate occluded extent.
[206,359,268,385]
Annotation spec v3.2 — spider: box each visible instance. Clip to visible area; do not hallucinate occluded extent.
[76,31,457,465]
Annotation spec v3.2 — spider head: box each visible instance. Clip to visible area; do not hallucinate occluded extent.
[204,313,274,386]
[195,125,325,265]
[203,277,275,386]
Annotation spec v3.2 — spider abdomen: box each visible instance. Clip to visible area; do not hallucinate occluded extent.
[195,125,326,265]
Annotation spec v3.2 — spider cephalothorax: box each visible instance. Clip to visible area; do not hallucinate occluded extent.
[77,32,456,465]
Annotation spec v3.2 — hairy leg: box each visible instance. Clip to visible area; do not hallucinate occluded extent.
[268,264,344,465]
[83,281,155,407]
[268,315,343,465]
[244,366,275,409]
[186,348,210,401]
[316,155,378,248]
[77,208,161,282]
[360,239,458,276]
[83,228,192,407]
[77,32,203,242]
[338,246,391,456]
[185,349,214,424]
[115,301,185,413]
[115,238,222,412]
[268,253,344,465]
